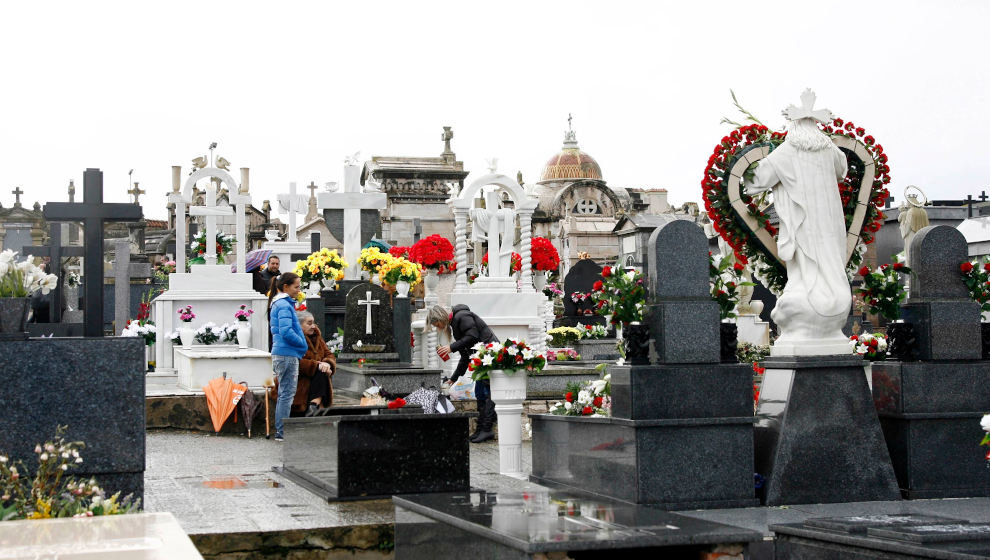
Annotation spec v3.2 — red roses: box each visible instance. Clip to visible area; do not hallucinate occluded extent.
[602,266,611,278]
[962,262,975,273]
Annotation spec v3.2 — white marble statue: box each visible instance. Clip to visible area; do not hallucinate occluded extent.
[471,191,515,277]
[898,186,930,267]
[747,89,851,355]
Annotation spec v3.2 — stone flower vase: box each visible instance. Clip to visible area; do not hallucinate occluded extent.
[489,368,528,479]
[179,325,195,350]
[320,278,337,292]
[395,280,411,298]
[719,322,738,363]
[236,324,251,349]
[0,297,31,339]
[623,322,650,365]
[886,321,918,362]
[424,270,440,291]
[533,273,547,292]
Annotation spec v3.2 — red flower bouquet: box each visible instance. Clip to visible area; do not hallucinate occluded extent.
[409,235,455,272]
[389,246,410,259]
[531,237,560,272]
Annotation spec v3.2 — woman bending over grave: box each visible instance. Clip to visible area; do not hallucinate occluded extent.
[429,304,499,443]
[268,272,307,441]
[294,310,335,416]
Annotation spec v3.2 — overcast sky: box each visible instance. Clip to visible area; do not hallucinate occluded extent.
[1,1,987,220]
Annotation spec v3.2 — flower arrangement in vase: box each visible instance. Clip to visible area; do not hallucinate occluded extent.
[408,235,456,272]
[850,332,888,361]
[530,237,560,272]
[590,265,646,326]
[176,305,196,349]
[193,322,222,345]
[856,257,914,360]
[382,257,422,297]
[294,249,348,291]
[188,231,235,265]
[357,247,394,281]
[0,249,59,298]
[709,252,754,321]
[576,322,609,340]
[467,339,546,381]
[233,305,254,348]
[549,372,611,417]
[960,258,990,312]
[543,282,563,298]
[548,326,581,348]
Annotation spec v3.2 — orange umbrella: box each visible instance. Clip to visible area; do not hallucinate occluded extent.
[203,376,248,435]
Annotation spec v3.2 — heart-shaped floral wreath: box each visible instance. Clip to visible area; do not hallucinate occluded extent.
[702,118,891,294]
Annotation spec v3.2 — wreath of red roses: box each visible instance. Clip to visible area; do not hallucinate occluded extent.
[701,119,890,293]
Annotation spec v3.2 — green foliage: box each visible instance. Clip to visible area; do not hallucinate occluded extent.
[855,259,912,321]
[960,258,990,313]
[709,253,755,321]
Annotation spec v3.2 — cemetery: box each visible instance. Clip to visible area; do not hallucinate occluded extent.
[3,10,990,554]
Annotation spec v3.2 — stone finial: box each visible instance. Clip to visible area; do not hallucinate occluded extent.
[441,126,454,155]
[908,225,970,301]
[33,201,41,212]
[68,179,76,202]
[647,220,710,300]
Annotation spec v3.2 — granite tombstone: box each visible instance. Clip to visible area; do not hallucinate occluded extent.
[342,282,394,355]
[557,259,605,327]
[872,225,990,499]
[531,220,757,510]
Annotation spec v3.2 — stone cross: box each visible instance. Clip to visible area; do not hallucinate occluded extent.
[305,181,319,222]
[188,180,232,265]
[277,182,307,243]
[413,218,423,243]
[114,240,131,335]
[357,290,380,334]
[43,169,142,337]
[11,186,23,207]
[128,182,145,204]
[318,164,387,280]
[23,227,84,324]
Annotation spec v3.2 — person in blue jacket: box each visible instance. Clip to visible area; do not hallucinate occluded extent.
[267,272,307,441]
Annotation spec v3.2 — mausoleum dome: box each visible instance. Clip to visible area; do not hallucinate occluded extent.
[539,130,602,184]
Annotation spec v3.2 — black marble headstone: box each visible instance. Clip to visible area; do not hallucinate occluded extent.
[342,282,394,353]
[562,259,603,317]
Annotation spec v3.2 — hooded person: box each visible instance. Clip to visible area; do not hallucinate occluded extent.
[429,304,499,443]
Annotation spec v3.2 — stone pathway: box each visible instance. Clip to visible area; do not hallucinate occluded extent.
[144,429,535,536]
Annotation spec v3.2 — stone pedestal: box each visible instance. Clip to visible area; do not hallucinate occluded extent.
[754,356,900,506]
[0,338,145,500]
[872,361,990,499]
[736,314,770,346]
[174,346,273,391]
[153,265,269,374]
[393,296,412,363]
[261,240,311,272]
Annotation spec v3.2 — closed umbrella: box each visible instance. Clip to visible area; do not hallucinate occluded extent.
[238,386,263,438]
[203,376,247,435]
[232,249,273,273]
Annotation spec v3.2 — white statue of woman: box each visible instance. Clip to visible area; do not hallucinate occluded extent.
[898,187,929,267]
[747,90,851,355]
[470,191,515,277]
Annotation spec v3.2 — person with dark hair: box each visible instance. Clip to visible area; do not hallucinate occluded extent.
[268,272,307,441]
[254,255,280,295]
[429,304,499,443]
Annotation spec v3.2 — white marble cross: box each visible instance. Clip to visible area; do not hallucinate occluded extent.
[188,180,233,266]
[317,164,387,280]
[277,182,308,243]
[357,290,380,334]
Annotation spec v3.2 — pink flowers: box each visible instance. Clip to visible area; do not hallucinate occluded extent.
[177,305,195,322]
[234,305,254,322]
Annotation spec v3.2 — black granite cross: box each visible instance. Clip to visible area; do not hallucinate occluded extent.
[884,195,895,209]
[43,169,142,337]
[968,195,975,218]
[23,227,84,323]
[11,186,23,207]
[413,218,423,243]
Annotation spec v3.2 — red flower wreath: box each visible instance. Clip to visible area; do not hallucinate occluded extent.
[701,119,890,293]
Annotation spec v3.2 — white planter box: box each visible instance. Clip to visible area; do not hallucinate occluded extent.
[175,345,273,391]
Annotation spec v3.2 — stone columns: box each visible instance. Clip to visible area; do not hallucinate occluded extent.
[453,209,469,292]
[518,210,533,292]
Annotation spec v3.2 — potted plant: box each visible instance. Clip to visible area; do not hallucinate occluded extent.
[293,249,348,294]
[0,250,58,339]
[357,247,393,285]
[960,258,990,358]
[855,259,914,360]
[409,235,456,293]
[530,236,560,291]
[382,256,422,298]
[591,265,648,364]
[709,253,754,363]
[234,304,254,348]
[468,338,546,477]
[176,305,196,349]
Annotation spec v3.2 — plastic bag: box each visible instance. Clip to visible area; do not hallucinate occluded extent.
[449,376,475,401]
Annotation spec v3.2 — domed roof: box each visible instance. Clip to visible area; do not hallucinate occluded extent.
[539,130,602,183]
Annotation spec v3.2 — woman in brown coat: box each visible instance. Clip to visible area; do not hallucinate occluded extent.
[294,310,336,416]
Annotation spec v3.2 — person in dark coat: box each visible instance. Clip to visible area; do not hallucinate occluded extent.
[253,256,281,295]
[295,310,335,416]
[429,304,499,443]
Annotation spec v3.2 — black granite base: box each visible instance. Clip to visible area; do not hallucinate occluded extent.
[0,338,146,501]
[394,490,762,558]
[610,363,753,420]
[333,363,443,398]
[872,361,990,499]
[754,356,900,506]
[278,410,474,500]
[530,414,757,509]
[773,515,990,559]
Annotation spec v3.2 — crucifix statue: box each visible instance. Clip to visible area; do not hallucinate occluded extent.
[277,182,308,243]
[470,190,515,277]
[357,291,380,334]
